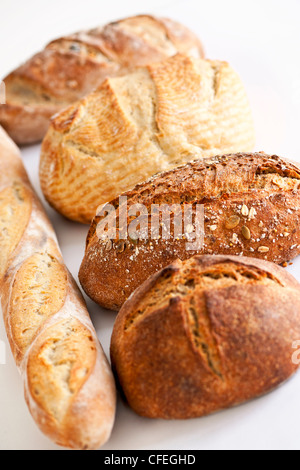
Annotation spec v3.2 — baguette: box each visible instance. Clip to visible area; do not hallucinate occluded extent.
[40,54,255,224]
[0,126,116,450]
[111,254,300,419]
[0,15,204,145]
[79,152,300,311]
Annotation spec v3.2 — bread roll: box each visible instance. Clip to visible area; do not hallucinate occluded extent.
[79,152,300,311]
[0,126,116,449]
[0,15,204,145]
[40,54,255,224]
[111,254,300,419]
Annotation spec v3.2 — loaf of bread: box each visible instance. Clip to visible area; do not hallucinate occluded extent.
[0,15,204,145]
[0,126,116,450]
[40,54,255,224]
[79,152,300,311]
[111,254,300,419]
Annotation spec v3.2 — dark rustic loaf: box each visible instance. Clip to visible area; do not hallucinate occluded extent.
[79,152,300,311]
[111,254,300,419]
[0,15,204,144]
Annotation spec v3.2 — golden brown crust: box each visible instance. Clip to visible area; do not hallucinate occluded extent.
[0,15,204,145]
[79,152,300,311]
[111,255,300,419]
[0,126,116,450]
[9,252,68,362]
[0,184,32,279]
[40,54,255,223]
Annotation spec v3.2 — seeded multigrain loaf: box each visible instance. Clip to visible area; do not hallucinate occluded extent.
[40,54,255,223]
[79,152,300,311]
[0,127,116,450]
[111,254,300,419]
[0,15,204,145]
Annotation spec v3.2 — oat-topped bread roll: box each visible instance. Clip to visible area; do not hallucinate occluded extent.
[79,152,300,311]
[40,54,255,224]
[0,126,116,450]
[111,254,300,419]
[0,15,204,145]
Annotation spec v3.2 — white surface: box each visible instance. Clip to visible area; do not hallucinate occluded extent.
[0,0,300,451]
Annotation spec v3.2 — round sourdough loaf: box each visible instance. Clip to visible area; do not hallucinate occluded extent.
[111,255,300,419]
[40,54,255,223]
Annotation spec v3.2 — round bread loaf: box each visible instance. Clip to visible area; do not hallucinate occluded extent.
[0,15,204,145]
[111,255,300,419]
[40,54,255,223]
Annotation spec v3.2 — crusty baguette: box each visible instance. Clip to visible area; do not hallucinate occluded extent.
[0,126,116,450]
[79,152,300,311]
[40,54,255,224]
[0,15,204,145]
[111,254,300,419]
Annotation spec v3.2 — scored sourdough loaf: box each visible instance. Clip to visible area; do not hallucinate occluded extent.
[0,15,204,145]
[79,152,300,311]
[0,126,116,450]
[40,54,255,224]
[110,254,300,419]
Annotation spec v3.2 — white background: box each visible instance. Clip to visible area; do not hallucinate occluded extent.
[0,0,300,451]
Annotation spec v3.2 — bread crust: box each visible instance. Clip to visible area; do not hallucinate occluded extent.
[40,54,255,223]
[79,152,300,311]
[110,254,300,419]
[0,15,204,145]
[0,126,116,450]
